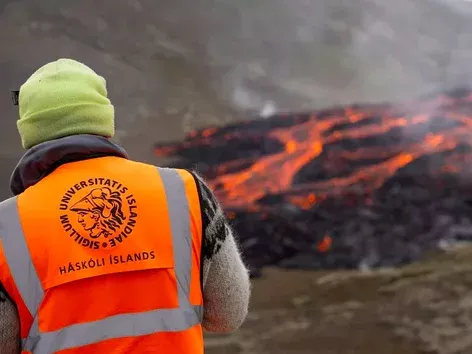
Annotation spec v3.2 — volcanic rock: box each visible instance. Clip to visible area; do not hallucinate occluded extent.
[156,88,472,275]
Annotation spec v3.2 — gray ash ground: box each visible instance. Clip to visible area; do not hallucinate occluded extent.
[155,88,472,276]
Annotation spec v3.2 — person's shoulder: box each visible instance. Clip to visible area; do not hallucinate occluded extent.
[117,159,166,174]
[0,196,17,211]
[187,171,230,261]
[124,160,186,172]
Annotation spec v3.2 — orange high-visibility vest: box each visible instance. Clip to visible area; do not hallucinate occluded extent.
[0,156,204,353]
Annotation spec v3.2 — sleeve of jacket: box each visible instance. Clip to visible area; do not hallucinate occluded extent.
[0,284,20,354]
[190,171,251,333]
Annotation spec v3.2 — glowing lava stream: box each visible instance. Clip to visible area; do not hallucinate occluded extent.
[209,119,323,207]
[155,91,472,210]
[209,118,466,208]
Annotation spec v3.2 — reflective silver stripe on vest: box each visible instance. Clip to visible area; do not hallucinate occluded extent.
[0,197,44,316]
[0,168,202,353]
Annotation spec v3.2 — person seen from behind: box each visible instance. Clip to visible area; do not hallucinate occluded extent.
[0,58,251,353]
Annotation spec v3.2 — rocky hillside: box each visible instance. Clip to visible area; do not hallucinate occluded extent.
[1,0,471,199]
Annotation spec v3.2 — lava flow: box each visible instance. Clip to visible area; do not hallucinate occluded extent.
[155,88,472,274]
[155,88,472,209]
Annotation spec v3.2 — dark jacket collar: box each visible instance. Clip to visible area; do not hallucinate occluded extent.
[10,135,129,196]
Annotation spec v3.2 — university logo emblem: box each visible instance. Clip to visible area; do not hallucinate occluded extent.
[59,178,138,250]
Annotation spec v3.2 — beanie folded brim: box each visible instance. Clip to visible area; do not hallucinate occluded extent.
[17,103,114,149]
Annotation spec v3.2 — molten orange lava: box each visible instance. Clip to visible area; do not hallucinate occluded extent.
[155,90,472,213]
[317,235,332,253]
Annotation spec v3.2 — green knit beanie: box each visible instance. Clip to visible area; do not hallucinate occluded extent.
[18,58,115,149]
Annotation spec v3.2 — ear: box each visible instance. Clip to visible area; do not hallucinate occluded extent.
[91,212,100,221]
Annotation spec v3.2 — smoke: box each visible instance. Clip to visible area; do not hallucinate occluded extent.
[17,0,471,116]
[184,0,472,114]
